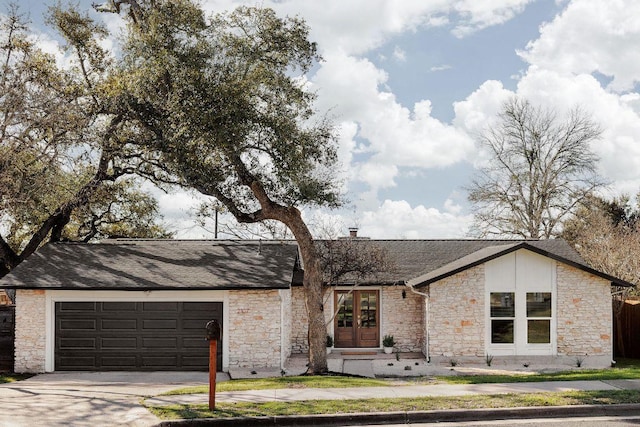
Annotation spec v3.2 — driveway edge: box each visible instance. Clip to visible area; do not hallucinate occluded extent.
[155,403,640,426]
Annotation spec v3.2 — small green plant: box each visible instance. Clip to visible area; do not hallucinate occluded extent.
[326,335,334,347]
[485,354,493,367]
[382,335,395,347]
[576,355,586,367]
[395,351,400,361]
[449,359,458,367]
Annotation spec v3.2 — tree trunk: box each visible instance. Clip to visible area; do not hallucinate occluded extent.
[282,209,328,374]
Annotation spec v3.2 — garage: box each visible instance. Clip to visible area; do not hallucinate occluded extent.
[55,301,222,371]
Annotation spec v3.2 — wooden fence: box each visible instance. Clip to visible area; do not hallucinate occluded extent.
[614,299,640,359]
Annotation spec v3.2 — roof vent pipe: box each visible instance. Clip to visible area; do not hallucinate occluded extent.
[348,227,358,238]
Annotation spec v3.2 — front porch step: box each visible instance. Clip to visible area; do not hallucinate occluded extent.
[328,351,424,360]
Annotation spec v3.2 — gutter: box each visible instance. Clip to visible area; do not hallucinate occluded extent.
[405,281,430,362]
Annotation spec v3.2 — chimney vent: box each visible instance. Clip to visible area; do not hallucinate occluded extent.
[348,227,358,238]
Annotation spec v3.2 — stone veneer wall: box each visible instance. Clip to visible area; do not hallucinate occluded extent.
[381,287,424,352]
[556,264,611,357]
[290,286,333,353]
[14,289,46,373]
[227,289,284,368]
[428,265,485,358]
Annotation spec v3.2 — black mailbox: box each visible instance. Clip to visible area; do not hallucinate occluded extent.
[205,319,221,341]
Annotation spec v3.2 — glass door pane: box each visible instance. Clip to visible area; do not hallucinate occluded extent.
[359,292,377,328]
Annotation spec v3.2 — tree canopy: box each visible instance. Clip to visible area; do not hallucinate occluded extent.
[0,5,169,277]
[98,0,343,373]
[562,194,640,356]
[467,98,604,239]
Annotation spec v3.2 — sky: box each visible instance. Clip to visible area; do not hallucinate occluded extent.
[14,0,640,239]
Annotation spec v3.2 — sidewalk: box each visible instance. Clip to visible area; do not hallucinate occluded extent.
[145,378,640,407]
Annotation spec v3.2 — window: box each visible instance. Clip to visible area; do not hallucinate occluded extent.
[490,292,514,344]
[336,293,353,327]
[526,292,551,344]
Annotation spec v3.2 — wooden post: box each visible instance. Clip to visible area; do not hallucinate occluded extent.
[205,319,220,411]
[209,338,217,410]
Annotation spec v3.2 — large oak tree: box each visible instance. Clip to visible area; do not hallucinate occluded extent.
[102,0,342,373]
[0,5,168,279]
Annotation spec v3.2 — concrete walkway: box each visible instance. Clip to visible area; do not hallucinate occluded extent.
[145,379,640,407]
[0,371,213,427]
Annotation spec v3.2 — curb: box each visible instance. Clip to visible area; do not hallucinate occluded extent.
[155,403,640,426]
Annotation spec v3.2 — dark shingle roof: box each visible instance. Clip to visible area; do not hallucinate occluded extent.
[1,238,631,291]
[0,240,297,290]
[295,239,632,287]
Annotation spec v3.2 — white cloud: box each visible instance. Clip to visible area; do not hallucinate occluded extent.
[452,0,535,38]
[358,199,472,238]
[312,52,474,191]
[519,0,640,92]
[392,45,407,62]
[453,80,513,137]
[202,0,534,56]
[430,64,452,72]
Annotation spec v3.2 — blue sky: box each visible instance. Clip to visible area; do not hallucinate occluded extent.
[14,0,640,239]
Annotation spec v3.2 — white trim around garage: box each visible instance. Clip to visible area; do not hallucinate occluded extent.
[44,290,229,372]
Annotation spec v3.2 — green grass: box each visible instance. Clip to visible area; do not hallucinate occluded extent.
[147,389,640,420]
[0,373,33,384]
[164,362,640,395]
[162,375,392,395]
[437,366,640,384]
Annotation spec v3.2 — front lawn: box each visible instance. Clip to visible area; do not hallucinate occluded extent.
[437,366,640,384]
[147,389,640,420]
[164,360,640,395]
[162,375,392,395]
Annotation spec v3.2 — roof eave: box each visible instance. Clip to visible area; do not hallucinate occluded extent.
[409,242,635,289]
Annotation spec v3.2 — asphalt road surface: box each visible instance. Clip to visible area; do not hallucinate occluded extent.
[357,415,640,426]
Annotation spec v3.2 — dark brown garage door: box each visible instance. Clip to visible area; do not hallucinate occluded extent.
[55,301,222,371]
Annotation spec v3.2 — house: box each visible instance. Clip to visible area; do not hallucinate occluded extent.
[0,238,631,373]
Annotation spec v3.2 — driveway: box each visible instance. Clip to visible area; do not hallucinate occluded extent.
[0,371,213,427]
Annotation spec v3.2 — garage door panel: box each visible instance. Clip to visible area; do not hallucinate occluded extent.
[101,319,137,330]
[142,319,177,329]
[142,355,179,366]
[181,356,209,367]
[58,338,96,349]
[142,337,177,349]
[58,302,96,312]
[101,337,137,349]
[55,301,222,371]
[183,337,207,348]
[182,319,209,329]
[57,356,96,369]
[101,355,138,367]
[102,302,137,311]
[59,319,97,331]
[143,302,179,312]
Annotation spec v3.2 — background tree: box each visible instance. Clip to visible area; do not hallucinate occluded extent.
[0,5,169,279]
[104,0,342,373]
[467,98,604,239]
[562,194,640,356]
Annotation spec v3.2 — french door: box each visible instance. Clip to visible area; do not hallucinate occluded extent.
[334,290,379,348]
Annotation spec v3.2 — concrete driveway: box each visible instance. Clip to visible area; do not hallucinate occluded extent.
[0,371,214,427]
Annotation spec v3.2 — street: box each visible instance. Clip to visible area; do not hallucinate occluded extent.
[358,414,640,426]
